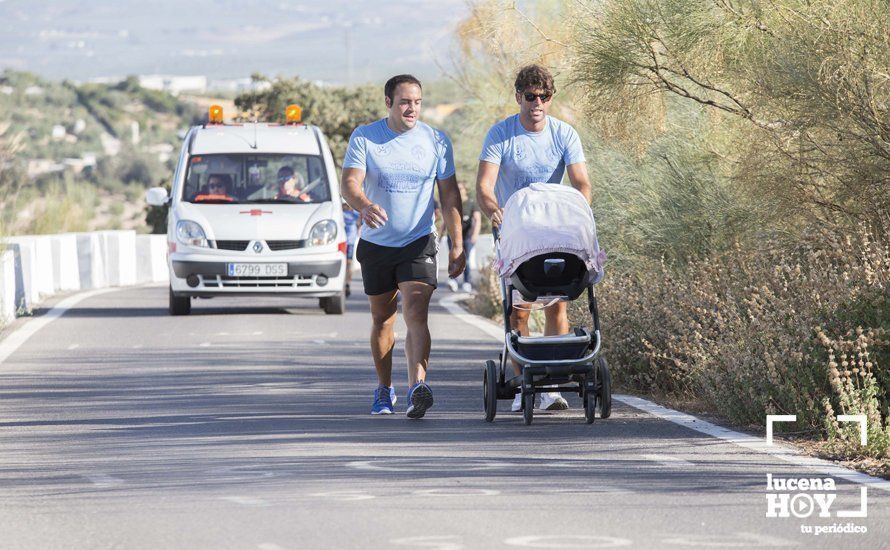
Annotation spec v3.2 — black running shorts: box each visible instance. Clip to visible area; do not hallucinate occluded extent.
[355,234,438,295]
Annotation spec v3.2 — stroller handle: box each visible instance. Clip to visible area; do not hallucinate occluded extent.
[492,226,500,242]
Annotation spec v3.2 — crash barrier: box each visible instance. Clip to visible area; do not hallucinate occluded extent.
[0,231,495,324]
[0,231,168,323]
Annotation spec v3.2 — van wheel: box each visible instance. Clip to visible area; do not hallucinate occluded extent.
[169,286,191,316]
[322,292,345,315]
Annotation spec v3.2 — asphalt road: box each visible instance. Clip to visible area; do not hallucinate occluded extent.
[0,280,887,549]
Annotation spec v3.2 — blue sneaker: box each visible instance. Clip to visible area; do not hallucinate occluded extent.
[406,382,434,419]
[371,384,394,415]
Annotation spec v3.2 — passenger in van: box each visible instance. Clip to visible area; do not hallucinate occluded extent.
[276,166,312,202]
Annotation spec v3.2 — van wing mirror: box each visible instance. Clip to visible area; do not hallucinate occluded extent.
[145,187,169,206]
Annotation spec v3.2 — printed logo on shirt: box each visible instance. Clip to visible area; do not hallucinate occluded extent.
[378,162,426,194]
[411,145,427,161]
[376,143,392,156]
[514,145,526,161]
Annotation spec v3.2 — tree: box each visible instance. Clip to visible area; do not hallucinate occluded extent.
[234,75,382,166]
[573,0,890,234]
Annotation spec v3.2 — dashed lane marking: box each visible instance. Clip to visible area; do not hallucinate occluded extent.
[641,454,695,468]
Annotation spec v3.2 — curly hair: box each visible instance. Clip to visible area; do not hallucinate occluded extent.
[514,64,556,95]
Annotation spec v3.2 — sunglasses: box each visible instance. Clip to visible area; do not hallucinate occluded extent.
[522,92,552,103]
[208,181,225,188]
[277,174,294,183]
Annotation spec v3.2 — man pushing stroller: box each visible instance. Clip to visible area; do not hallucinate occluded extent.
[476,64,592,412]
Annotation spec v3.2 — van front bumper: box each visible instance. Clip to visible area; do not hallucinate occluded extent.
[169,251,346,297]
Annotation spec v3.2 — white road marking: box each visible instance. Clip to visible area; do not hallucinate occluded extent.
[257,544,286,550]
[348,459,515,473]
[0,288,118,365]
[67,343,79,350]
[253,331,263,336]
[220,496,270,507]
[312,339,326,345]
[504,535,632,548]
[641,454,695,468]
[132,344,143,349]
[618,395,890,492]
[82,473,124,488]
[217,332,230,336]
[661,532,796,547]
[441,294,890,493]
[438,294,503,340]
[309,490,375,501]
[411,488,500,497]
[199,342,211,347]
[391,536,462,550]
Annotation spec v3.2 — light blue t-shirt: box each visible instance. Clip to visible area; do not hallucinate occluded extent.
[343,118,455,247]
[479,114,585,207]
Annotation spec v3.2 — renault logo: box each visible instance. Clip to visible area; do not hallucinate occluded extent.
[253,242,264,253]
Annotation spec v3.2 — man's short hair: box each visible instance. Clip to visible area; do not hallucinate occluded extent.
[384,74,422,103]
[277,166,294,176]
[514,64,556,95]
[208,173,232,187]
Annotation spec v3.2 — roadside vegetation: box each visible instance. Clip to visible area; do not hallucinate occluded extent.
[456,0,888,467]
[0,71,202,235]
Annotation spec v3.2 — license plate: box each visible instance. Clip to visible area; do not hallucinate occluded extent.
[226,263,287,277]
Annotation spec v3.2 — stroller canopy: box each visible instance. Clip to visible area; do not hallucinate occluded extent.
[496,183,604,278]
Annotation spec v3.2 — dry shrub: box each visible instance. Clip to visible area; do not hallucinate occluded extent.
[821,327,890,459]
[568,225,888,441]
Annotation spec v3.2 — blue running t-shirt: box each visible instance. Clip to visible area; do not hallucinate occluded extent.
[479,114,585,207]
[343,118,455,247]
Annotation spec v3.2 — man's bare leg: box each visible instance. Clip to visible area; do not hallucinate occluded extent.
[510,307,531,377]
[542,301,570,409]
[543,301,569,336]
[368,289,398,386]
[398,281,434,386]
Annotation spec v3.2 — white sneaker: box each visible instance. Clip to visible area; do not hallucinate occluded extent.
[461,282,473,293]
[511,393,523,412]
[447,278,459,292]
[539,392,569,410]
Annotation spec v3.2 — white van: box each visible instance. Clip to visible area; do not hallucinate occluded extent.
[146,105,347,315]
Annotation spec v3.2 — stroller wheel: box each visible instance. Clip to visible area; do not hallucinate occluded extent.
[584,383,597,424]
[522,390,534,425]
[483,360,498,422]
[597,357,612,419]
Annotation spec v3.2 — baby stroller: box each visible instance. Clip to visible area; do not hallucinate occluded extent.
[483,183,611,425]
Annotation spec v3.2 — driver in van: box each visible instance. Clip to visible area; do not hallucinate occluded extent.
[193,173,235,202]
[276,166,311,202]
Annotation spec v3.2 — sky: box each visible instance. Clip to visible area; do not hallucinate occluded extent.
[0,0,470,84]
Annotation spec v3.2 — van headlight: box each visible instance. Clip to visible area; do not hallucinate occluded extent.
[309,219,337,246]
[176,220,209,248]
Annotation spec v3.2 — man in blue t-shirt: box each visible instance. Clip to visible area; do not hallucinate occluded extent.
[341,74,466,419]
[475,64,592,413]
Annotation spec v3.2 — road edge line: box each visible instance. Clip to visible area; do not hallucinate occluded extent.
[0,287,121,365]
[438,293,890,492]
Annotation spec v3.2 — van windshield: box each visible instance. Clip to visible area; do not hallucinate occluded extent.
[182,153,331,204]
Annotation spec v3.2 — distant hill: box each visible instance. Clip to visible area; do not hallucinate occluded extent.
[0,0,467,84]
